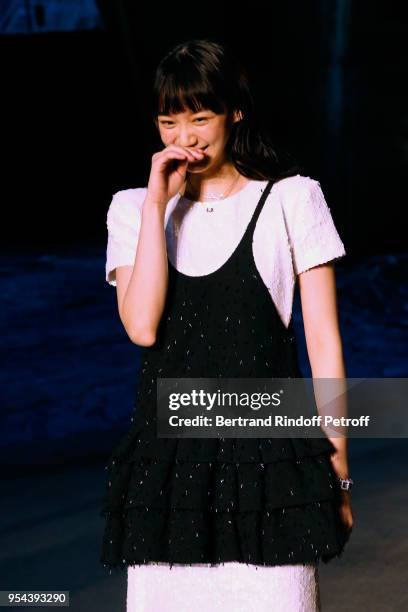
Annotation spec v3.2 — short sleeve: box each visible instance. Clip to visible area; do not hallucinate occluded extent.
[286,178,346,275]
[105,188,145,286]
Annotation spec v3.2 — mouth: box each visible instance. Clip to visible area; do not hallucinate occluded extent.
[189,146,209,162]
[187,146,210,168]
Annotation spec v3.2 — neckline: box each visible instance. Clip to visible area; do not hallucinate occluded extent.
[178,177,255,207]
[168,179,272,281]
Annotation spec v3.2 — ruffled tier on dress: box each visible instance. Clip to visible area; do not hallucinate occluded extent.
[100,421,349,571]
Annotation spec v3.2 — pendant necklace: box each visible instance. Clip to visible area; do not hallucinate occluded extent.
[180,172,242,213]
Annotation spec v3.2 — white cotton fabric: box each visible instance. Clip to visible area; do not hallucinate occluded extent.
[105,174,346,329]
[126,562,321,612]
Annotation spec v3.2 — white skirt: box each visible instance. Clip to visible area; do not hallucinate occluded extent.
[126,562,321,612]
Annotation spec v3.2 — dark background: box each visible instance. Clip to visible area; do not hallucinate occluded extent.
[2,1,407,253]
[1,0,407,467]
[0,3,407,609]
[1,0,407,477]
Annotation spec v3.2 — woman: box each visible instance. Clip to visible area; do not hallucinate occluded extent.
[100,38,353,611]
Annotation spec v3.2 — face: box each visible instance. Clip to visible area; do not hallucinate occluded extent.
[156,106,242,174]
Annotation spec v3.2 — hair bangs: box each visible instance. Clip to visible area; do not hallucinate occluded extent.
[155,72,229,117]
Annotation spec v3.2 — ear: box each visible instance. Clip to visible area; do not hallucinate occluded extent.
[232,109,244,123]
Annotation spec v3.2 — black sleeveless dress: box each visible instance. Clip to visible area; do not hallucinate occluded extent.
[100,179,349,571]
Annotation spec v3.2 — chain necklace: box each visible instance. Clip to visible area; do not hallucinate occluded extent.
[179,171,242,213]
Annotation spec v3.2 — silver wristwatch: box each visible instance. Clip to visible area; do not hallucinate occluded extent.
[338,477,354,491]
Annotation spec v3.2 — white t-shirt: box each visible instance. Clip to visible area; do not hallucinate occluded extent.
[105,174,346,328]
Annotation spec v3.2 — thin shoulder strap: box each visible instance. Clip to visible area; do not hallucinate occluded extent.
[245,179,275,236]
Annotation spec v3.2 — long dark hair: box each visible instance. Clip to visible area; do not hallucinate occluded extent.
[151,38,304,182]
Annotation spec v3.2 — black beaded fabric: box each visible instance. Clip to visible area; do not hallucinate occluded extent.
[100,179,350,572]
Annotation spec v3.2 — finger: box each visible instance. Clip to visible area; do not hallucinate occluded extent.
[164,147,196,160]
[168,146,203,159]
[164,151,191,160]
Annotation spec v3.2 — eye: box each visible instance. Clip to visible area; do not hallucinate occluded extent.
[159,117,208,126]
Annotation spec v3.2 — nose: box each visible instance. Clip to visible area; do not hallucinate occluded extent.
[176,126,198,148]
